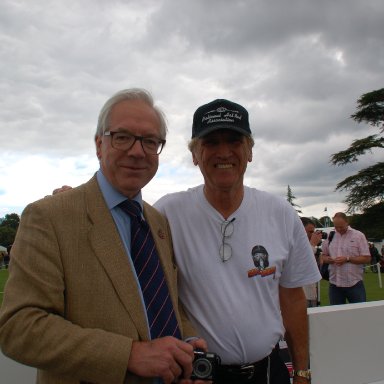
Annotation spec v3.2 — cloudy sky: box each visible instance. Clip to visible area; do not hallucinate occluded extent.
[1,0,383,221]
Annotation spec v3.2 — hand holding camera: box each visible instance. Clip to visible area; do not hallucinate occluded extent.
[191,350,221,381]
[310,230,324,247]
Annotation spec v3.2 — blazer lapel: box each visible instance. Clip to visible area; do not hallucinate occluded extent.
[84,177,149,340]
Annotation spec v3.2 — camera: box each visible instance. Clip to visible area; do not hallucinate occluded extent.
[316,230,328,240]
[315,231,328,246]
[191,350,221,381]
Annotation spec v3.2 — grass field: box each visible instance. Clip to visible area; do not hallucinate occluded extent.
[0,269,8,306]
[1,268,384,307]
[319,269,384,305]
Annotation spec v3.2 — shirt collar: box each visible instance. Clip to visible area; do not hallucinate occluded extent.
[96,169,143,210]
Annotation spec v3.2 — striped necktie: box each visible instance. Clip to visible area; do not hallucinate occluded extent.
[119,199,181,339]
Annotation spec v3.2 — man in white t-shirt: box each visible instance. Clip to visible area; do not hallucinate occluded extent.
[155,99,321,384]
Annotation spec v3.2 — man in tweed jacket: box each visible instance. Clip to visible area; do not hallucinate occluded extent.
[0,89,204,384]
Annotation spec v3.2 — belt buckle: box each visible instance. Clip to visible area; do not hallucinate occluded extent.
[239,363,255,379]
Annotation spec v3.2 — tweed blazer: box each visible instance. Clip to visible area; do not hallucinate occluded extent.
[0,175,195,384]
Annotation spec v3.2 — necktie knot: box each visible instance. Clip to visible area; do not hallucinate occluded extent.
[120,199,142,220]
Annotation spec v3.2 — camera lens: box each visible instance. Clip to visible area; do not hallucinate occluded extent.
[193,358,212,379]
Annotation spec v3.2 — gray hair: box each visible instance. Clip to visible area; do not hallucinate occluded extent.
[95,88,167,139]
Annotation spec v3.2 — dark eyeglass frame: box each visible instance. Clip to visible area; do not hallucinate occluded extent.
[219,218,235,262]
[104,130,166,155]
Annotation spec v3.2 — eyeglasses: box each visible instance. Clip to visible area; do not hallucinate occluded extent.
[104,131,166,155]
[219,218,235,262]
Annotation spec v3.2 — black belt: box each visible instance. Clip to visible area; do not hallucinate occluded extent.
[218,357,268,380]
[216,345,279,383]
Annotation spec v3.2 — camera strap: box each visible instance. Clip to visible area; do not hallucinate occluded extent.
[328,231,335,255]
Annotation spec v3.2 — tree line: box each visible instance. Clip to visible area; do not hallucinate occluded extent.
[0,213,20,247]
[289,87,383,240]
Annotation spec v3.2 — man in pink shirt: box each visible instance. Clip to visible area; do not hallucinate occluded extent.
[321,212,371,305]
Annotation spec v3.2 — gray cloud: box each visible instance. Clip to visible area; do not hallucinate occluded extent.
[0,0,383,218]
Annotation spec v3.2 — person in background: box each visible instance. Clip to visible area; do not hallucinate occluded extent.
[0,88,206,384]
[300,217,323,307]
[321,212,371,305]
[3,244,11,269]
[381,244,384,273]
[0,249,5,269]
[155,99,321,384]
[368,242,380,272]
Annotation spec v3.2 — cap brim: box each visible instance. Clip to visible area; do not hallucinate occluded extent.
[194,124,251,138]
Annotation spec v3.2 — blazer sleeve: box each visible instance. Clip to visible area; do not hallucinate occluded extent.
[0,195,137,384]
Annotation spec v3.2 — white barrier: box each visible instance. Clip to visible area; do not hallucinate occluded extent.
[308,300,384,384]
[0,352,35,383]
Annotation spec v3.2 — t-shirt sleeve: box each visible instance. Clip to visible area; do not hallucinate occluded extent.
[279,210,321,288]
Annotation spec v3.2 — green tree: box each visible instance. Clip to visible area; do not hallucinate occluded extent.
[318,216,333,228]
[0,213,20,246]
[286,185,302,214]
[349,203,384,240]
[330,88,384,213]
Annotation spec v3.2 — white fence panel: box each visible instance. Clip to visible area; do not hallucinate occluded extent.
[308,301,384,384]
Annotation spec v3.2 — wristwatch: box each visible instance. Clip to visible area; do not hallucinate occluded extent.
[293,369,311,380]
[346,257,350,263]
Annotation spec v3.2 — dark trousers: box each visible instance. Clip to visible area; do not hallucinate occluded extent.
[215,346,290,384]
[329,280,366,305]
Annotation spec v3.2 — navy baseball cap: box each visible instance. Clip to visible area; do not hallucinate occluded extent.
[192,99,251,138]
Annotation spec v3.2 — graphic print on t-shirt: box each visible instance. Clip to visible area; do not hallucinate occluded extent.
[248,244,276,278]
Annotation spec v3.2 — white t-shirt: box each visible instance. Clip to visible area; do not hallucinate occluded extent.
[154,185,321,364]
